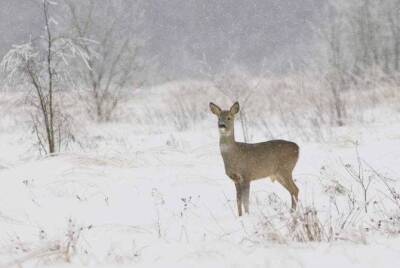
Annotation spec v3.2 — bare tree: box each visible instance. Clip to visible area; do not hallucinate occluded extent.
[316,2,350,126]
[1,0,88,154]
[64,0,145,122]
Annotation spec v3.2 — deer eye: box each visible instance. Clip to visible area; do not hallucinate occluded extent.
[227,117,231,121]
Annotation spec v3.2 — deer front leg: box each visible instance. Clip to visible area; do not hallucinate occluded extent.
[235,182,243,217]
[242,181,250,214]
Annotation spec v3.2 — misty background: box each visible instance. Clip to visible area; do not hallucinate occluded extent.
[1,0,400,150]
[0,0,323,80]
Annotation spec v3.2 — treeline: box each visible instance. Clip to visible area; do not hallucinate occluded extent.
[315,0,400,126]
[320,0,400,75]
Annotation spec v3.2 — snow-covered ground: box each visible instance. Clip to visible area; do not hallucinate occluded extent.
[1,82,400,267]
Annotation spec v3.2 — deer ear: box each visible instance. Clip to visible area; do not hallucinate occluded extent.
[209,102,222,116]
[230,101,240,115]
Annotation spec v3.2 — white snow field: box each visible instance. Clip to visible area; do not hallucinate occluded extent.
[1,81,400,267]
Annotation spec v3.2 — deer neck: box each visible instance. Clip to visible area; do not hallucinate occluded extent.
[219,129,237,154]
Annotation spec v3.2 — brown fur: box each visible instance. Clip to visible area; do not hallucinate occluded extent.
[210,102,300,216]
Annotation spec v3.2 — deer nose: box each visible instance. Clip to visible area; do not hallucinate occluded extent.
[218,122,226,128]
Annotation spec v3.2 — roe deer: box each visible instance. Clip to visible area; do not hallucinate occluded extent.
[210,102,300,216]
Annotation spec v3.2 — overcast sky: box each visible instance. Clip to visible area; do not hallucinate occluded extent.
[0,0,323,78]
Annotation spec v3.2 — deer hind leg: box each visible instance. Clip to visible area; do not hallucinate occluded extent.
[242,181,250,214]
[288,176,299,209]
[235,182,243,217]
[277,172,299,210]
